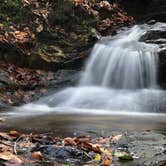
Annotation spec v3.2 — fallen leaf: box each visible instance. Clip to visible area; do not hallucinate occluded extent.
[64,137,76,146]
[101,158,111,166]
[92,144,102,153]
[113,150,133,160]
[94,153,101,161]
[75,135,92,144]
[32,151,42,160]
[9,131,21,138]
[111,135,122,142]
[0,132,13,140]
[101,148,113,166]
[0,152,22,166]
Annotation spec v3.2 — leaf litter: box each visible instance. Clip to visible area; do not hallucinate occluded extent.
[0,131,134,166]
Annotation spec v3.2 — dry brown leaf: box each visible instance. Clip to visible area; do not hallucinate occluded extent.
[101,157,112,166]
[64,137,76,146]
[98,137,111,145]
[32,151,42,160]
[92,144,102,153]
[0,152,22,166]
[75,135,92,144]
[81,142,92,150]
[0,132,13,140]
[9,131,21,138]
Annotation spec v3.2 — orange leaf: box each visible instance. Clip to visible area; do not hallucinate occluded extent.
[32,151,42,160]
[9,131,21,138]
[64,137,76,146]
[92,144,102,153]
[101,158,111,166]
[0,152,22,166]
[75,135,92,144]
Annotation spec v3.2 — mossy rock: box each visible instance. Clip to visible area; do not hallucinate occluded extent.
[38,45,66,63]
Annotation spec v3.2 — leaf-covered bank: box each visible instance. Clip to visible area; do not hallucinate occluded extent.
[0,0,134,106]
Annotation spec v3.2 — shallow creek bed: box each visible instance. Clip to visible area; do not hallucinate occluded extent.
[0,130,165,166]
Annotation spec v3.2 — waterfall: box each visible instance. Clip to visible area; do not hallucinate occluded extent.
[80,26,158,89]
[18,23,166,114]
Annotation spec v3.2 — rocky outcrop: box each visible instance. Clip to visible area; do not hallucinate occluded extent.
[0,62,80,106]
[123,0,166,87]
[0,0,134,71]
[140,26,166,87]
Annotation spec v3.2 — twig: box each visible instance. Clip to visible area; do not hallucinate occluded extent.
[14,135,24,155]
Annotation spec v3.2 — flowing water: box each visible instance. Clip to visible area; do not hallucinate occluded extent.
[1,23,166,134]
[15,23,166,115]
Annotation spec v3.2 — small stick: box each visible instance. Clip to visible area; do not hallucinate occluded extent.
[14,135,24,155]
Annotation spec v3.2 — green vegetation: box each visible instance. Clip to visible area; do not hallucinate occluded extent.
[0,0,24,24]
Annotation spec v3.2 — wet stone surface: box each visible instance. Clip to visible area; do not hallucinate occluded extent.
[113,131,166,166]
[29,131,166,166]
[37,146,90,165]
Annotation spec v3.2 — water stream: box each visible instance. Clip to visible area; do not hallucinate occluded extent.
[1,23,166,134]
[16,23,166,115]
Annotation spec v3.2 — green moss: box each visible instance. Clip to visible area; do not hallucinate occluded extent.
[0,0,24,23]
[38,45,66,63]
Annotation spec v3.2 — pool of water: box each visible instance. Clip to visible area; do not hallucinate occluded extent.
[0,110,166,137]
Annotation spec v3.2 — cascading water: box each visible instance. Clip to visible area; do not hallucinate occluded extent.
[17,23,166,115]
[80,26,158,89]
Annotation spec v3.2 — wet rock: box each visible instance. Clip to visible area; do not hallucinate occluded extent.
[46,69,80,89]
[147,20,157,25]
[37,45,65,63]
[0,65,80,106]
[113,131,166,166]
[139,28,166,87]
[140,31,166,42]
[37,146,90,164]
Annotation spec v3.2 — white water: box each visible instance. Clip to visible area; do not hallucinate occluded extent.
[80,27,158,89]
[17,23,166,115]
